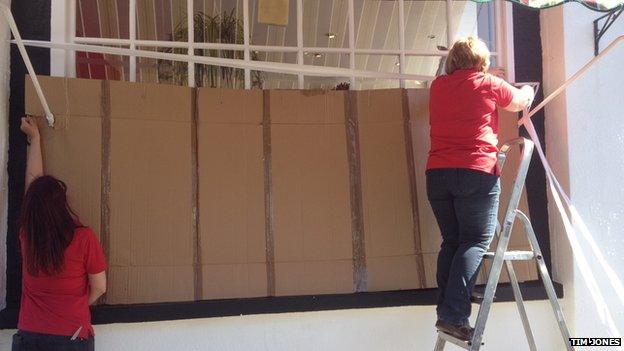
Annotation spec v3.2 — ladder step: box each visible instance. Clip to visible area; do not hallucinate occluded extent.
[483,250,535,261]
[470,290,495,305]
[437,331,484,349]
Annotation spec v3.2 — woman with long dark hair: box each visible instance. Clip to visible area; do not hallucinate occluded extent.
[12,117,107,351]
[428,37,534,341]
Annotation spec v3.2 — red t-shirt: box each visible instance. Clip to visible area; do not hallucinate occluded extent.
[18,226,107,339]
[427,69,515,174]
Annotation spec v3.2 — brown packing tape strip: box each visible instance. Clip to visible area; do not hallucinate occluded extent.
[345,91,367,292]
[263,90,276,296]
[401,89,426,289]
[100,80,111,305]
[191,88,203,300]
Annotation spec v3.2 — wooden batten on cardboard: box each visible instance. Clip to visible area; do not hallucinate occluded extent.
[270,90,354,296]
[357,89,422,291]
[25,76,103,238]
[197,88,267,299]
[107,81,194,304]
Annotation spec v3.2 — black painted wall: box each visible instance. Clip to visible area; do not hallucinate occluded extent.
[5,0,51,308]
[512,4,552,273]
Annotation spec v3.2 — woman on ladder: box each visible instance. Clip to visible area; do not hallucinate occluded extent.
[427,37,534,341]
[12,117,107,351]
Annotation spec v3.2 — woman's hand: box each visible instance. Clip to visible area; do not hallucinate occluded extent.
[488,67,506,79]
[20,116,40,140]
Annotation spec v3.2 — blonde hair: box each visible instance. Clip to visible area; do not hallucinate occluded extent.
[445,36,491,75]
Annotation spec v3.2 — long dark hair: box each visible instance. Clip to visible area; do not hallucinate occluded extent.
[20,176,78,276]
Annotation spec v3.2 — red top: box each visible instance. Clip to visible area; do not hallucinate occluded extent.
[427,69,515,174]
[18,226,107,339]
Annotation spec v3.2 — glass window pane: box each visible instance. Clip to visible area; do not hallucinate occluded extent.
[403,1,447,52]
[404,55,443,80]
[304,52,349,69]
[137,46,187,85]
[196,50,246,88]
[77,0,130,39]
[452,1,496,53]
[251,51,297,89]
[355,54,399,74]
[194,0,245,45]
[136,0,187,41]
[303,0,349,49]
[76,51,130,81]
[250,0,297,47]
[356,79,399,90]
[354,0,399,50]
[304,76,350,90]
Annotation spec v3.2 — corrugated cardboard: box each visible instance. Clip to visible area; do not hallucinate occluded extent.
[270,90,354,296]
[107,81,194,304]
[23,76,537,304]
[357,89,421,291]
[197,88,268,299]
[25,77,103,237]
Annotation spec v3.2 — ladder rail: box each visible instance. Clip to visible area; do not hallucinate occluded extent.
[505,259,538,351]
[516,210,574,351]
[471,138,535,349]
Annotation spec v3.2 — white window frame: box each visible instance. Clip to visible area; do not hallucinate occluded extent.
[50,0,514,89]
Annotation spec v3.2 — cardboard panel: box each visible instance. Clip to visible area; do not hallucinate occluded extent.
[407,89,440,254]
[269,90,345,124]
[271,90,353,296]
[197,88,267,300]
[25,78,103,236]
[109,81,191,121]
[367,255,421,291]
[108,82,194,304]
[198,88,263,124]
[275,260,353,296]
[107,266,194,304]
[358,89,419,292]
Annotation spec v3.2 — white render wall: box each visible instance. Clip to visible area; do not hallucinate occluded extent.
[0,302,563,351]
[0,0,11,311]
[541,3,624,340]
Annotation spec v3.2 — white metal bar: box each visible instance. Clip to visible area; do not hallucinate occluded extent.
[16,39,435,82]
[348,0,355,88]
[398,0,405,88]
[243,0,251,89]
[446,0,454,47]
[68,0,76,78]
[1,6,54,125]
[73,36,468,56]
[297,0,304,89]
[129,0,137,82]
[187,0,195,87]
[502,0,515,82]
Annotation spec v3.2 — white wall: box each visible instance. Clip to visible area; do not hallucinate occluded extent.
[0,0,12,311]
[0,302,563,351]
[541,4,624,340]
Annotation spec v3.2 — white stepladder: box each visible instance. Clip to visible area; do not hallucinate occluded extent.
[433,137,573,351]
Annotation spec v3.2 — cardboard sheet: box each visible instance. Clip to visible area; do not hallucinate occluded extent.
[197,88,267,299]
[24,76,537,303]
[270,90,354,296]
[107,81,194,304]
[25,76,103,238]
[357,89,421,291]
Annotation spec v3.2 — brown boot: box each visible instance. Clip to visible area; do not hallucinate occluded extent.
[435,320,474,341]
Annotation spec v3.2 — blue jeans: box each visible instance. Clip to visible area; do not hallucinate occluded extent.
[426,168,500,326]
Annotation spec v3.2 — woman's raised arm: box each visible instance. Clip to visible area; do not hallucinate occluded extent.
[21,116,43,191]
